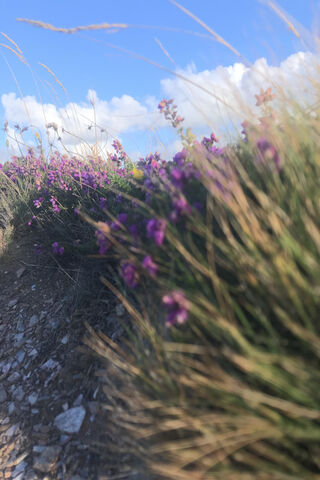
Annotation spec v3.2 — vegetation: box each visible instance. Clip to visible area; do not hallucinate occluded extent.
[1,7,320,479]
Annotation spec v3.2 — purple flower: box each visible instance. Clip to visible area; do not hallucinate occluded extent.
[129,224,139,242]
[256,138,280,171]
[162,291,191,327]
[117,213,128,224]
[171,168,184,189]
[58,246,64,255]
[74,207,80,215]
[33,197,43,208]
[34,243,42,255]
[146,218,166,246]
[142,255,158,276]
[121,262,139,288]
[99,197,107,210]
[95,229,110,255]
[173,148,188,166]
[50,196,61,214]
[52,242,61,255]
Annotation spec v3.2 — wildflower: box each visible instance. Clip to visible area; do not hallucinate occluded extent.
[52,242,64,255]
[146,218,166,246]
[33,197,43,208]
[142,255,158,276]
[162,291,191,327]
[255,87,275,107]
[256,137,280,171]
[95,228,111,255]
[129,224,139,241]
[121,262,139,288]
[34,243,42,255]
[50,196,61,214]
[173,148,188,166]
[99,197,107,210]
[132,167,144,180]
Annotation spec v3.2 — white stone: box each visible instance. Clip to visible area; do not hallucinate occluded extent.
[54,406,86,434]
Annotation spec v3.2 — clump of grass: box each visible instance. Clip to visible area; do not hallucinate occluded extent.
[82,89,320,479]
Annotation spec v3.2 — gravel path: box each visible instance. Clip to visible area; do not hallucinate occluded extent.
[0,236,132,480]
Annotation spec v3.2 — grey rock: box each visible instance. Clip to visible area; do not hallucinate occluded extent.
[7,371,21,383]
[25,469,39,480]
[16,350,25,363]
[12,460,27,476]
[54,406,86,434]
[29,348,38,358]
[33,445,61,473]
[0,384,7,402]
[29,314,39,328]
[1,360,12,375]
[8,402,15,414]
[13,385,25,401]
[14,333,25,346]
[16,266,26,279]
[70,476,84,480]
[60,334,69,344]
[16,319,25,332]
[33,445,46,453]
[115,303,125,316]
[28,393,38,405]
[8,298,18,308]
[41,358,60,370]
[13,474,24,480]
[5,423,19,437]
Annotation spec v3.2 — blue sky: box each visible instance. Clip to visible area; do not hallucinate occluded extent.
[0,0,319,162]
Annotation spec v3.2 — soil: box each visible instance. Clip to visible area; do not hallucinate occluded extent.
[0,231,144,480]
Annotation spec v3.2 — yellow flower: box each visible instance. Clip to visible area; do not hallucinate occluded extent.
[35,132,41,142]
[132,167,144,180]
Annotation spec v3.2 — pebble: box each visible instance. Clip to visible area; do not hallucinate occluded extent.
[16,266,26,279]
[5,423,19,438]
[12,460,27,477]
[8,402,15,414]
[24,470,39,480]
[28,314,39,328]
[60,334,69,344]
[12,386,25,401]
[115,303,125,316]
[29,348,38,358]
[54,406,86,434]
[41,358,60,370]
[1,361,12,375]
[7,372,21,383]
[33,445,61,473]
[16,350,25,363]
[28,393,38,405]
[8,298,18,308]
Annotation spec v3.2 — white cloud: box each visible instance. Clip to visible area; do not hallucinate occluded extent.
[161,51,320,136]
[1,51,319,156]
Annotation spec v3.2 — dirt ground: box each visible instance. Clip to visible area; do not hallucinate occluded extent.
[0,231,146,480]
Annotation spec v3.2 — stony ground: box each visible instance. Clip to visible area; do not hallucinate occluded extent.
[0,233,142,480]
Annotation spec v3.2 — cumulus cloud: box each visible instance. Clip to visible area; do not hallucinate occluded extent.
[161,51,320,135]
[1,50,319,156]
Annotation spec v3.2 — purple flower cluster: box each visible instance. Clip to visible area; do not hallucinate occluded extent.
[52,242,64,255]
[162,291,191,327]
[121,262,139,288]
[146,218,166,246]
[256,138,280,171]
